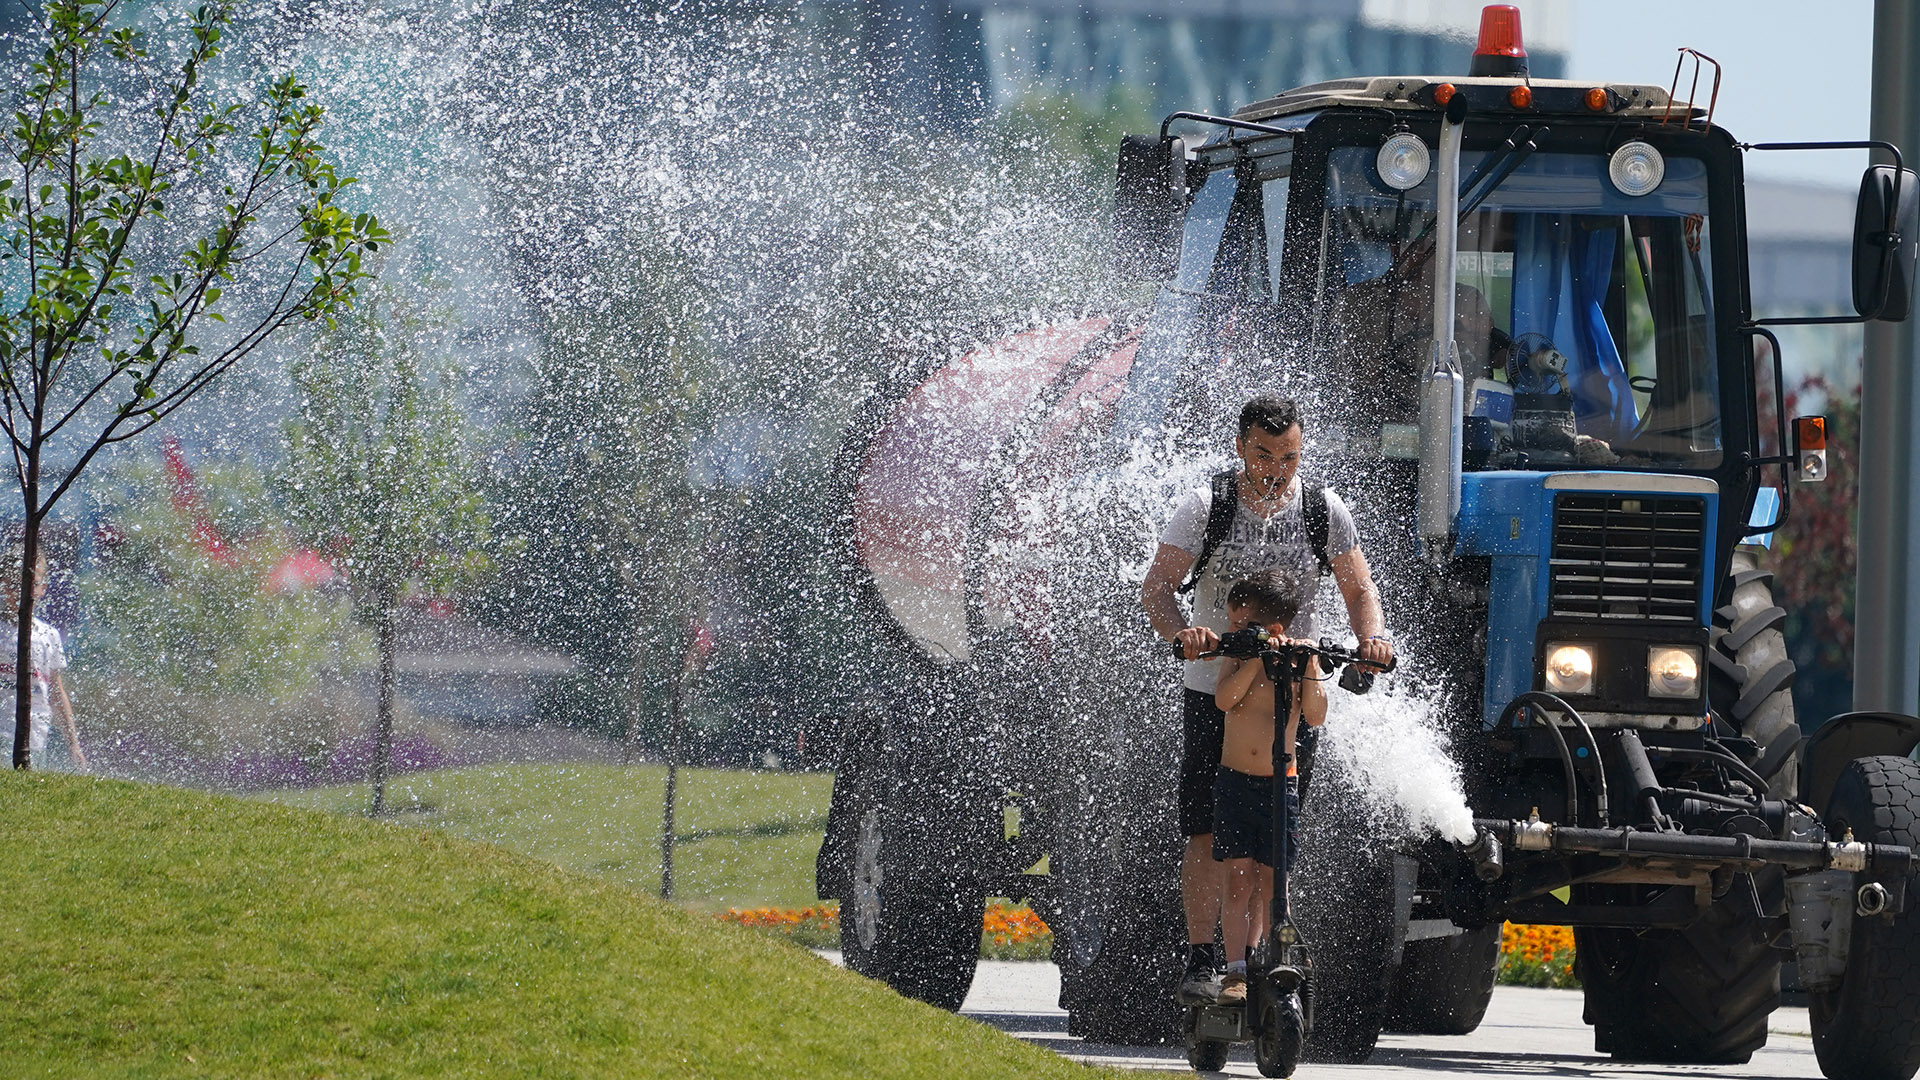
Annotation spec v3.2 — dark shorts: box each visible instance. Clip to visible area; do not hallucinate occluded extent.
[1179,688,1225,837]
[1211,768,1300,870]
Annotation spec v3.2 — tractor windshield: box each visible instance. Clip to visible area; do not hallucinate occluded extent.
[1314,146,1721,471]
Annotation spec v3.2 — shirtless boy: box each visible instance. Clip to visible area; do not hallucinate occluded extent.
[1209,572,1327,1006]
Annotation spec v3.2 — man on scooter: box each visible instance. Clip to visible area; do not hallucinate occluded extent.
[1139,395,1394,1004]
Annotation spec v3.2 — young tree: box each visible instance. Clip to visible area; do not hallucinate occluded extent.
[279,280,486,815]
[0,0,386,766]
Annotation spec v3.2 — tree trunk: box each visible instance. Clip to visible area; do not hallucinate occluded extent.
[12,462,40,770]
[621,631,648,766]
[660,667,683,899]
[618,557,645,766]
[369,586,398,816]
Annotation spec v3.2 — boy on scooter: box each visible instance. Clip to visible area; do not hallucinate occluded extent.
[1209,572,1327,1006]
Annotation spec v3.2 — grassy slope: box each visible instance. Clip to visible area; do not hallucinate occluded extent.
[1,773,1112,1080]
[263,764,831,911]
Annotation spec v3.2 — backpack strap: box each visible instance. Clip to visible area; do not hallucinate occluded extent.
[1177,470,1239,595]
[1302,476,1332,577]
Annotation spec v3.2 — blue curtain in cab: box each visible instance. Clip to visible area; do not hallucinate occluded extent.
[1510,216,1640,443]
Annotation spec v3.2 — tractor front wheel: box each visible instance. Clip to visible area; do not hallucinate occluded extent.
[1810,755,1920,1080]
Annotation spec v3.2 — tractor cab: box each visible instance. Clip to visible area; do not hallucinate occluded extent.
[1114,6,1916,729]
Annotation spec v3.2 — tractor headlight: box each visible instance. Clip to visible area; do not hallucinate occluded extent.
[1377,133,1431,191]
[1608,141,1665,197]
[1647,645,1703,699]
[1544,642,1595,696]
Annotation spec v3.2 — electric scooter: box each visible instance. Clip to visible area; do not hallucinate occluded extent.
[1175,629,1394,1076]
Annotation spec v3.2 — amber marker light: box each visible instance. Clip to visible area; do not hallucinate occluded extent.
[1509,84,1533,108]
[1795,415,1828,451]
[1586,86,1610,111]
[1433,82,1457,105]
[1795,415,1830,482]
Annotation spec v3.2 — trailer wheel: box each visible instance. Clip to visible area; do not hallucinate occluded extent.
[837,795,986,1010]
[1711,546,1799,798]
[827,718,987,1013]
[1384,924,1501,1035]
[1810,755,1920,1080]
[1574,869,1784,1064]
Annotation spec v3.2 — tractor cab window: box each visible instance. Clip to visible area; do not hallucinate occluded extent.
[1121,136,1294,439]
[1172,138,1293,303]
[1314,146,1722,471]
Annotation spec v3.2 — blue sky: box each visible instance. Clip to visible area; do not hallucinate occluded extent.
[1567,0,1875,189]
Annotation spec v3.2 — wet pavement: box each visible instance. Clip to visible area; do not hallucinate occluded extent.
[952,959,1821,1079]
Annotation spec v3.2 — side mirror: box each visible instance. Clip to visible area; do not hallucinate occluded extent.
[1113,134,1187,281]
[1852,163,1920,321]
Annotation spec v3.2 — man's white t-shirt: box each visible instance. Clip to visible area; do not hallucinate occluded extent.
[0,618,66,754]
[1160,475,1358,694]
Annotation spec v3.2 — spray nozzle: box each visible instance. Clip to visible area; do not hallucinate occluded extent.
[1457,826,1504,881]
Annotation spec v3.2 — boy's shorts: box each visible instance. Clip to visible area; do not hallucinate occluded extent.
[1211,768,1300,870]
[1179,689,1225,837]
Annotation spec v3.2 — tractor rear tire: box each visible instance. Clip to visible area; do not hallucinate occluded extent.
[1384,924,1501,1035]
[1810,755,1920,1080]
[1711,546,1800,798]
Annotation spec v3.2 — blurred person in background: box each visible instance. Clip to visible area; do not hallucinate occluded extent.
[0,546,84,771]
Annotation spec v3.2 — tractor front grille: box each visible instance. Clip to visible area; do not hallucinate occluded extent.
[1549,493,1706,623]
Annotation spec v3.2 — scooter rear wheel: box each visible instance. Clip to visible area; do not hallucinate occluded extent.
[1185,1036,1230,1072]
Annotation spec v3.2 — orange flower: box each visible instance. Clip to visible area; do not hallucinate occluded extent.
[717,900,1049,946]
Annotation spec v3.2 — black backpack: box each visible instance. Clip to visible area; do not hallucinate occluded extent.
[1177,470,1332,595]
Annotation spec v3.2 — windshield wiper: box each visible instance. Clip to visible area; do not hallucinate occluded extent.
[1456,124,1531,205]
[1459,124,1548,220]
[1397,123,1547,262]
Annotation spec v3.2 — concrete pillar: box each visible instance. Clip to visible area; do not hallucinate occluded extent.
[1853,0,1920,714]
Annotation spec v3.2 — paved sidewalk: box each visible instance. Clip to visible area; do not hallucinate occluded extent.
[954,958,1821,1079]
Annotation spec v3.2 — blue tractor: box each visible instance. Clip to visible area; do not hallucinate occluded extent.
[819,7,1920,1076]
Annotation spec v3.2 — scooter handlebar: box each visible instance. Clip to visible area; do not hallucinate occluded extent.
[1172,632,1397,693]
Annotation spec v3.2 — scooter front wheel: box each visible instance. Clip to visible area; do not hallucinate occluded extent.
[1254,986,1306,1078]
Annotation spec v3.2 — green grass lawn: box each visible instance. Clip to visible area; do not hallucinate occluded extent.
[0,772,1118,1079]
[262,764,830,912]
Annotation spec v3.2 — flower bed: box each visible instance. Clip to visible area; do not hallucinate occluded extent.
[1499,922,1578,988]
[718,900,1054,960]
[716,907,1576,984]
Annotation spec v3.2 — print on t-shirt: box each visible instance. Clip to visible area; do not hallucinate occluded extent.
[1159,476,1357,693]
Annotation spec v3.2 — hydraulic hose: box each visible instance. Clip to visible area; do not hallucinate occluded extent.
[1646,744,1773,796]
[1497,693,1579,824]
[1614,729,1673,830]
[1560,704,1609,825]
[1499,692,1609,826]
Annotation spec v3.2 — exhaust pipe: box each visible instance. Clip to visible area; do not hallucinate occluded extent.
[1418,96,1468,565]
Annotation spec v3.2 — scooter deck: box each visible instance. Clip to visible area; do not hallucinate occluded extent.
[1189,1002,1249,1042]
